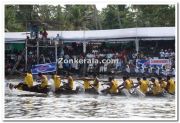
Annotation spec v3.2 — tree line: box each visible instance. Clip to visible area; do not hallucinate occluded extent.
[5,5,175,32]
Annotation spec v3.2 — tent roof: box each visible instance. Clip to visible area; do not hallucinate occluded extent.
[5,27,175,43]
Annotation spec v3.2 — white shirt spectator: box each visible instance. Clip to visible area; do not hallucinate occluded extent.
[115,59,122,69]
[74,62,78,70]
[55,34,60,41]
[99,65,104,73]
[135,66,139,73]
[87,63,93,72]
[159,50,164,58]
[11,54,16,60]
[107,53,114,59]
[104,63,108,72]
[164,51,169,58]
[92,50,98,54]
[148,67,152,73]
[170,52,175,57]
[64,54,69,59]
[126,65,130,73]
[140,67,145,74]
[29,51,32,55]
[86,53,95,58]
[135,59,140,66]
[99,53,105,57]
[132,53,137,59]
[60,49,64,56]
[58,61,63,69]
[172,68,175,76]
[155,67,160,75]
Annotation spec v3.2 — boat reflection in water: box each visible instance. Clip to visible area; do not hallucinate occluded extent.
[5,79,175,119]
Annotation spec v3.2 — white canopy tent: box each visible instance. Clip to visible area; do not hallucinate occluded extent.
[5,27,175,42]
[5,27,175,53]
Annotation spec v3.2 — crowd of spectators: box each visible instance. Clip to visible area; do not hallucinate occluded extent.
[5,39,175,77]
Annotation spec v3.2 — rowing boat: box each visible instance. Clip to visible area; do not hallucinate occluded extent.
[85,88,99,94]
[6,83,175,98]
[7,83,79,95]
[54,88,79,95]
[7,83,50,94]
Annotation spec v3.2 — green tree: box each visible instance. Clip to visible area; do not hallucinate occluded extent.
[5,5,24,31]
[101,5,130,29]
[5,5,175,32]
[132,5,175,27]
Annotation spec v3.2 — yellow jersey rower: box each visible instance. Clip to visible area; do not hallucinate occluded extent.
[83,80,91,91]
[24,72,34,88]
[119,76,133,92]
[134,77,149,94]
[108,76,118,94]
[51,73,61,91]
[165,76,175,94]
[151,78,162,96]
[101,76,118,94]
[15,71,34,90]
[65,75,74,90]
[126,76,134,91]
[38,73,48,89]
[158,77,167,93]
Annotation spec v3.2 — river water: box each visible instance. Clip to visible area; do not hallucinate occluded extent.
[5,79,176,120]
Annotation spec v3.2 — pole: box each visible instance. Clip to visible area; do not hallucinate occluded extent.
[25,38,28,71]
[83,42,86,53]
[37,39,39,64]
[55,40,58,74]
[135,39,139,53]
[83,30,86,76]
[55,41,58,63]
[83,30,86,53]
[135,10,139,54]
[25,21,28,71]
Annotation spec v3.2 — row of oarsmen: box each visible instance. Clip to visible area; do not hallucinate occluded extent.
[15,71,175,95]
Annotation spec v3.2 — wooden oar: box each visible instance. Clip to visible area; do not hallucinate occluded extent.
[120,88,131,97]
[101,83,106,89]
[73,80,84,86]
[132,88,145,97]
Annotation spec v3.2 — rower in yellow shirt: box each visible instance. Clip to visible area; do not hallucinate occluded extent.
[64,75,74,90]
[127,76,134,89]
[15,71,34,90]
[101,76,118,94]
[158,77,167,93]
[38,73,48,89]
[82,74,93,92]
[151,78,162,96]
[134,77,149,94]
[24,72,34,88]
[84,79,91,90]
[108,76,118,94]
[165,76,175,94]
[125,80,133,91]
[119,76,133,91]
[51,73,61,91]
[139,77,149,94]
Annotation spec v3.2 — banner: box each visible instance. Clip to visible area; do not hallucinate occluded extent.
[137,60,149,66]
[150,59,170,66]
[31,62,57,74]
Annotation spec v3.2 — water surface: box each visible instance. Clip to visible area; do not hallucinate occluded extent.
[5,79,175,120]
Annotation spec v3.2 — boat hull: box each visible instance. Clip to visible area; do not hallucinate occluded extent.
[6,83,175,98]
